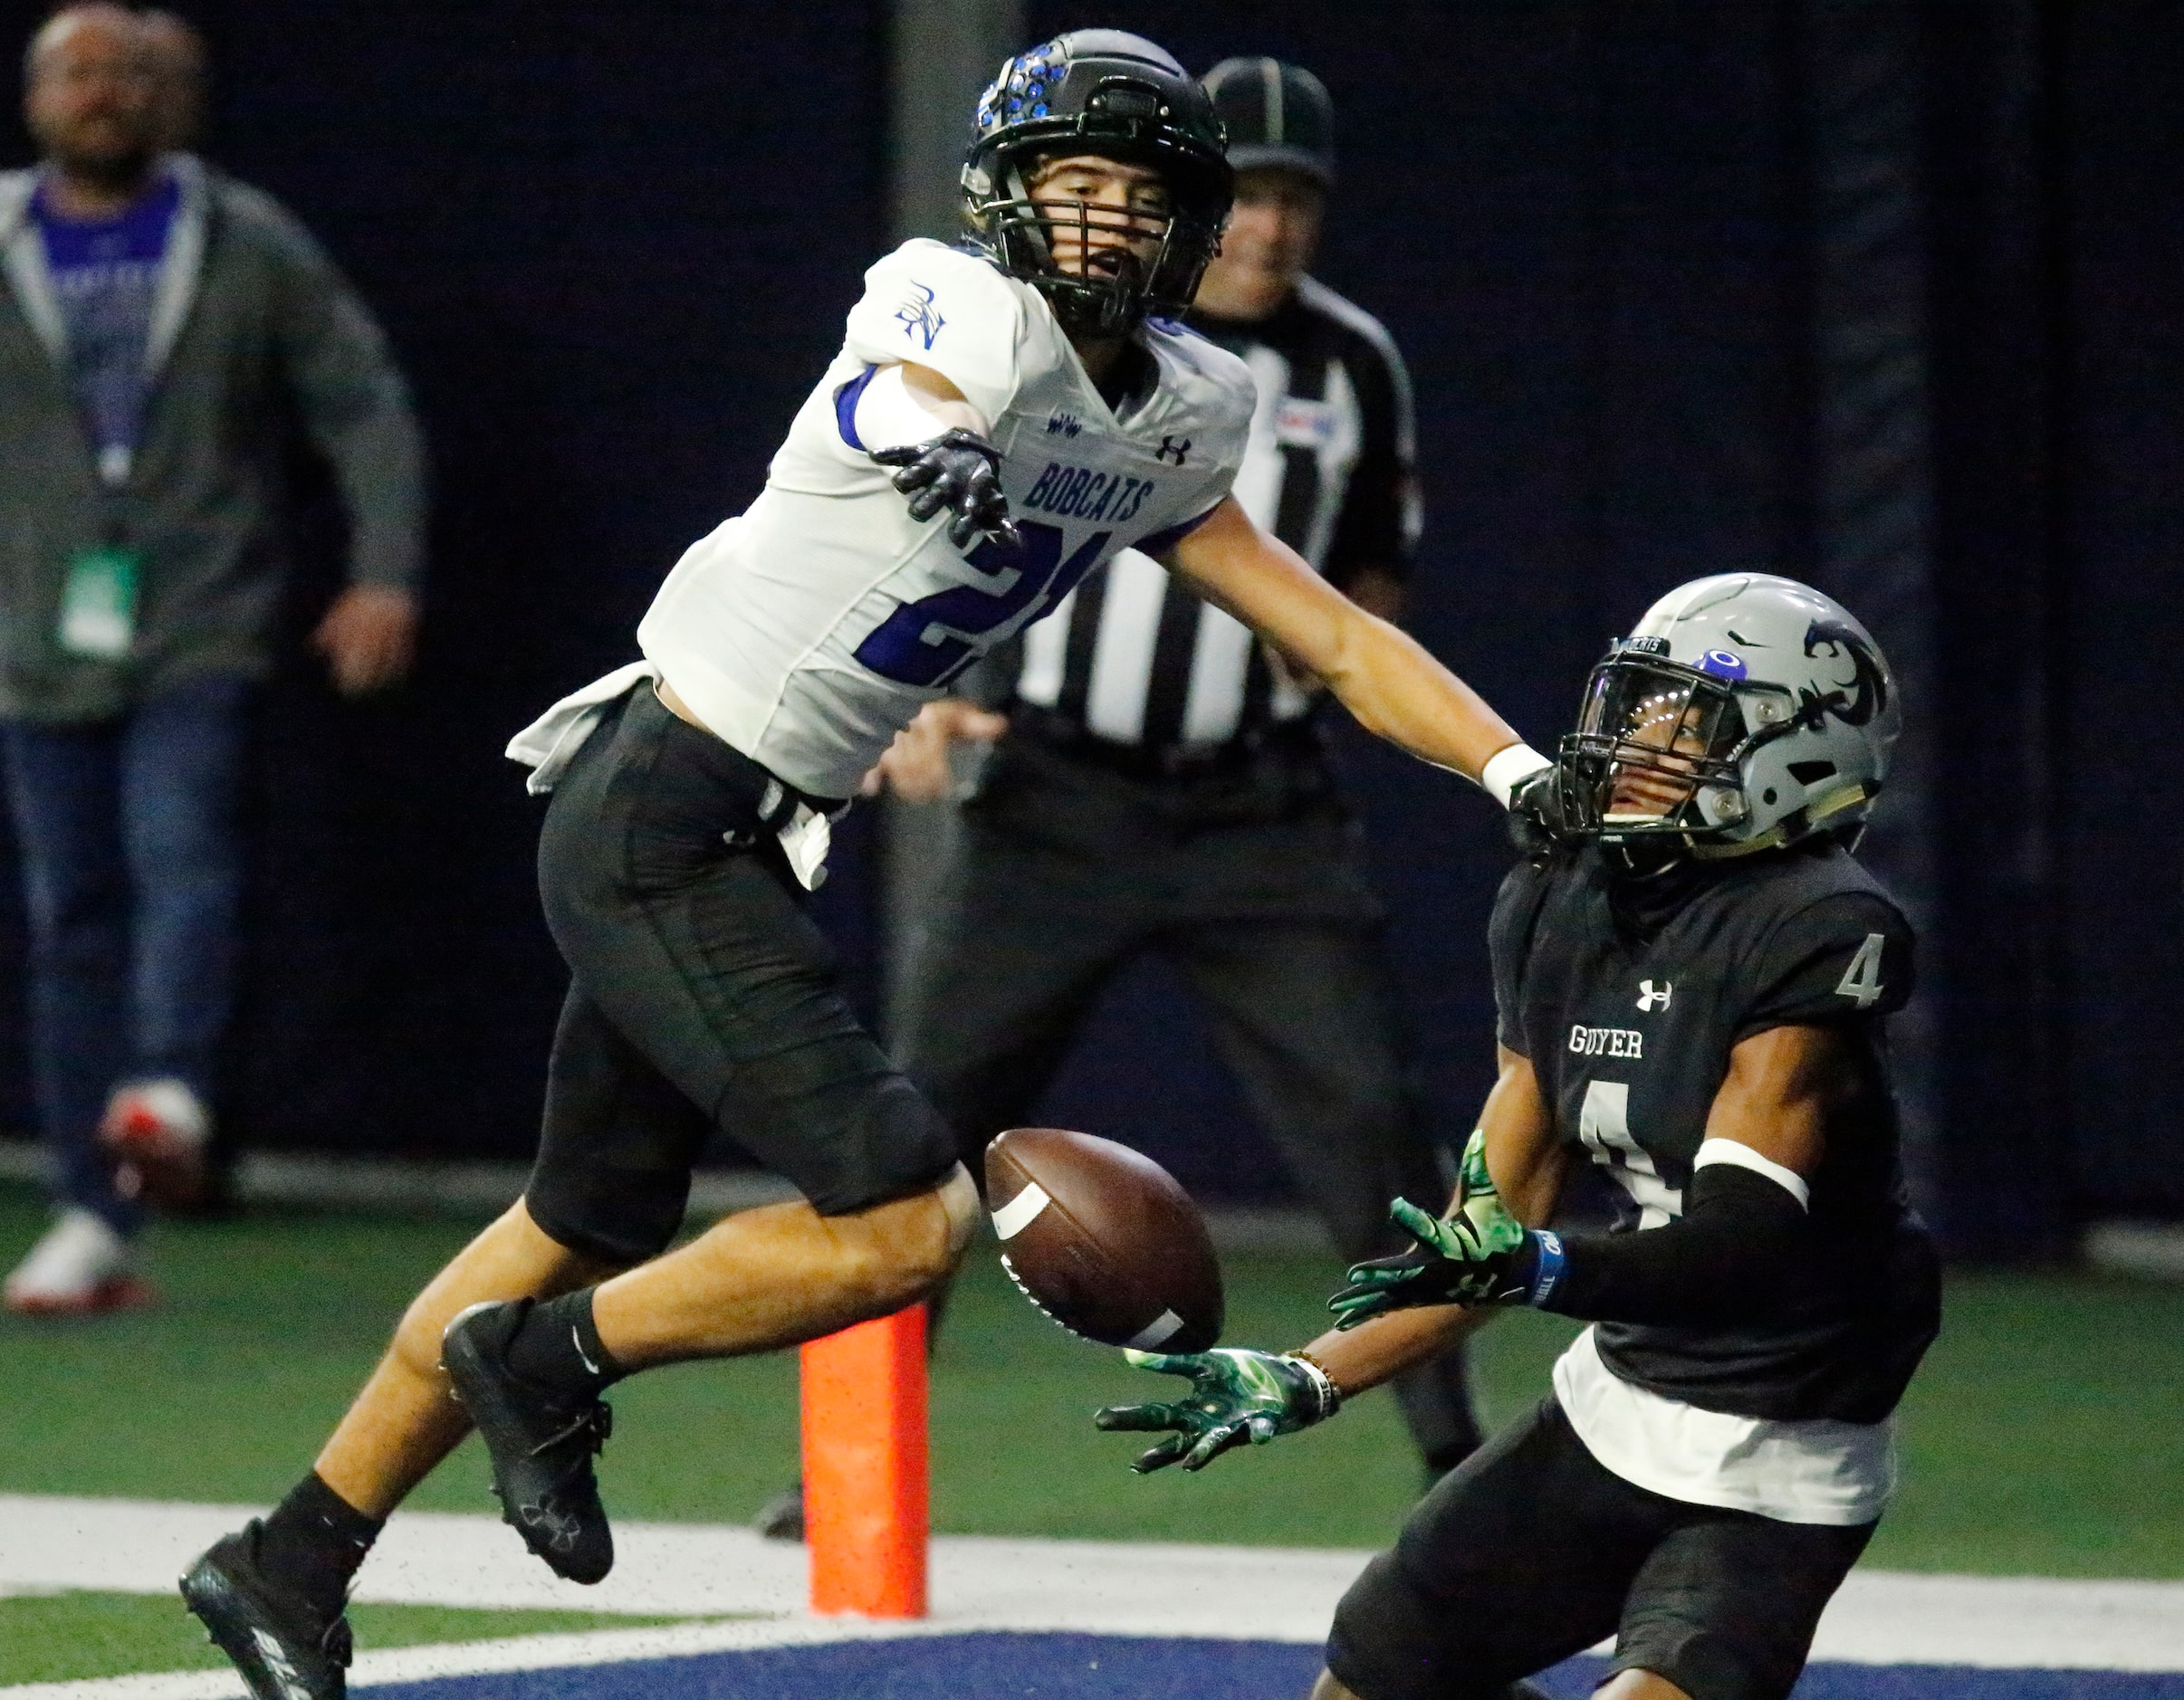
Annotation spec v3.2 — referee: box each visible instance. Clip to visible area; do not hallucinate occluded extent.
[870,56,1478,1491]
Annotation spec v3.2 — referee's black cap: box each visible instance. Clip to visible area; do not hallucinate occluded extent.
[1202,57,1335,186]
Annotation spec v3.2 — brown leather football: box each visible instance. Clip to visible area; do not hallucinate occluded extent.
[983,1126,1224,1352]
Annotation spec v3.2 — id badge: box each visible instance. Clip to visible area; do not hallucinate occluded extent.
[58,546,139,660]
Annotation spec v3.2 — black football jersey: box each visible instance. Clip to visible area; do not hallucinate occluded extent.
[1490,840,1941,1424]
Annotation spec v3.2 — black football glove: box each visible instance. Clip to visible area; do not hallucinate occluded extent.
[870,429,1023,558]
[1506,762,1571,858]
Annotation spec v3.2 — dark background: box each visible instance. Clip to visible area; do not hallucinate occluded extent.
[0,2,2173,1249]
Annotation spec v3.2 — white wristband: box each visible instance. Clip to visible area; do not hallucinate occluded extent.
[1480,742,1553,810]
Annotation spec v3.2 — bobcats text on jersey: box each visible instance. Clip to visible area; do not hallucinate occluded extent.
[1021,462,1159,523]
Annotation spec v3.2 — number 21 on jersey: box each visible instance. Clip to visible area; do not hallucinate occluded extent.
[854,521,1109,689]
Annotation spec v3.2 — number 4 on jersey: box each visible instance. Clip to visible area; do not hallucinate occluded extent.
[1834,932,1887,1009]
[1579,1081,1681,1230]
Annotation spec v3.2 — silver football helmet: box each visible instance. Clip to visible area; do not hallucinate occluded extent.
[1556,573,1900,855]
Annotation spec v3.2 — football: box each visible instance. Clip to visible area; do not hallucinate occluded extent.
[983,1126,1224,1353]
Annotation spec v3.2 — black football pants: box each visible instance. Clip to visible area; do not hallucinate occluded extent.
[1328,1398,1873,1700]
[526,686,957,1264]
[897,730,1480,1471]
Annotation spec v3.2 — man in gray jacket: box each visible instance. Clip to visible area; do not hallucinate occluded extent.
[1,5,425,1313]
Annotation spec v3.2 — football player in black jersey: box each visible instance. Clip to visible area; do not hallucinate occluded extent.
[1097,573,1941,1700]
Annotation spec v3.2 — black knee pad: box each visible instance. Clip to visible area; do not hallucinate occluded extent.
[794,1072,961,1218]
[522,1164,689,1267]
[1327,1549,1572,1700]
[1610,1620,1806,1700]
[1327,1551,1451,1700]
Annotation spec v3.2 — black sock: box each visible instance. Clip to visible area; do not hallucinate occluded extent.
[257,1473,381,1611]
[504,1288,625,1399]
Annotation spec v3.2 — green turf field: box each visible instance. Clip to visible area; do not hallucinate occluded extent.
[0,1593,684,1685]
[2,1179,2179,1580]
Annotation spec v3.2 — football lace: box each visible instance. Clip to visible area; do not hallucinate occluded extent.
[998,1253,1097,1344]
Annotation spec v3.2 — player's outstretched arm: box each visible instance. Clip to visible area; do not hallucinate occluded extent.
[1329,1046,1566,1327]
[1337,1028,1844,1334]
[1158,498,1547,798]
[1095,1046,1557,1473]
[1093,1307,1494,1474]
[858,363,1023,556]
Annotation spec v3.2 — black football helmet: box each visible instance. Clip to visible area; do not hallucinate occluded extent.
[962,30,1232,338]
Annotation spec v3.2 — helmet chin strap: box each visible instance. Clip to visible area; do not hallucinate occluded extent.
[1686,827,1789,862]
[1684,780,1872,861]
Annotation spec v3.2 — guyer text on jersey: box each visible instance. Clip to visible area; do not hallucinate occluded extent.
[1568,1025,1644,1059]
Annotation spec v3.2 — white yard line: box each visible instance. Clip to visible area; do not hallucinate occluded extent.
[3,1491,2183,1697]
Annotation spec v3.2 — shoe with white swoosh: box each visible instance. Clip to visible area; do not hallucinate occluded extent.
[441,1298,616,1583]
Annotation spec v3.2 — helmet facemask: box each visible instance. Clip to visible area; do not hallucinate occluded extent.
[1556,648,1798,848]
[977,147,1221,337]
[1556,575,1900,861]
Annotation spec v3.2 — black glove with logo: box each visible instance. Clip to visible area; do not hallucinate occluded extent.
[870,430,1022,558]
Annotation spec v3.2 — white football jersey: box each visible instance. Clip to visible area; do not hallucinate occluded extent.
[634,239,1255,799]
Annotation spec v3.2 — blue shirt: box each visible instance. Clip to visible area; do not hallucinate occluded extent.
[33,172,181,483]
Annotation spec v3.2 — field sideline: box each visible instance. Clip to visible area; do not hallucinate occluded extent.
[2,1180,2180,1686]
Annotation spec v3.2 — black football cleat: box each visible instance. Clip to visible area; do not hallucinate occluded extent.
[441,1299,616,1583]
[181,1523,353,1700]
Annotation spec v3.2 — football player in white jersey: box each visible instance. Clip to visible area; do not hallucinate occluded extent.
[182,31,1558,1697]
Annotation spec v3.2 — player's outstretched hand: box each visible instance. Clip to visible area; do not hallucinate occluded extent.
[871,429,1023,557]
[1094,1347,1341,1474]
[1328,1131,1533,1326]
[1506,763,1571,857]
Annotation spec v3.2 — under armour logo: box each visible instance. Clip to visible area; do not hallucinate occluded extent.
[1155,435,1191,465]
[1636,979,1672,1013]
[521,1503,582,1552]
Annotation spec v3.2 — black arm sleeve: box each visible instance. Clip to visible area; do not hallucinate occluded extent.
[1537,1163,1812,1326]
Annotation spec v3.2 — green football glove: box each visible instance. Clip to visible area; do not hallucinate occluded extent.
[1093,1347,1342,1473]
[1327,1129,1537,1327]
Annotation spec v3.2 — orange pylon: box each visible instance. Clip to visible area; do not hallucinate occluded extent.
[800,1304,928,1617]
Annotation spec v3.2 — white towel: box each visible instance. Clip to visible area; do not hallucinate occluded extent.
[504,662,834,890]
[504,660,659,796]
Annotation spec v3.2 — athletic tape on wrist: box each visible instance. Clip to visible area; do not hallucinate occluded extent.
[1481,743,1553,810]
[1525,1230,1566,1308]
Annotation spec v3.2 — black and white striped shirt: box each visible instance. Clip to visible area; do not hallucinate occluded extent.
[1012,276,1421,756]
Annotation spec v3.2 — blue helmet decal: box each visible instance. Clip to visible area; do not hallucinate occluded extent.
[1696,648,1748,682]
